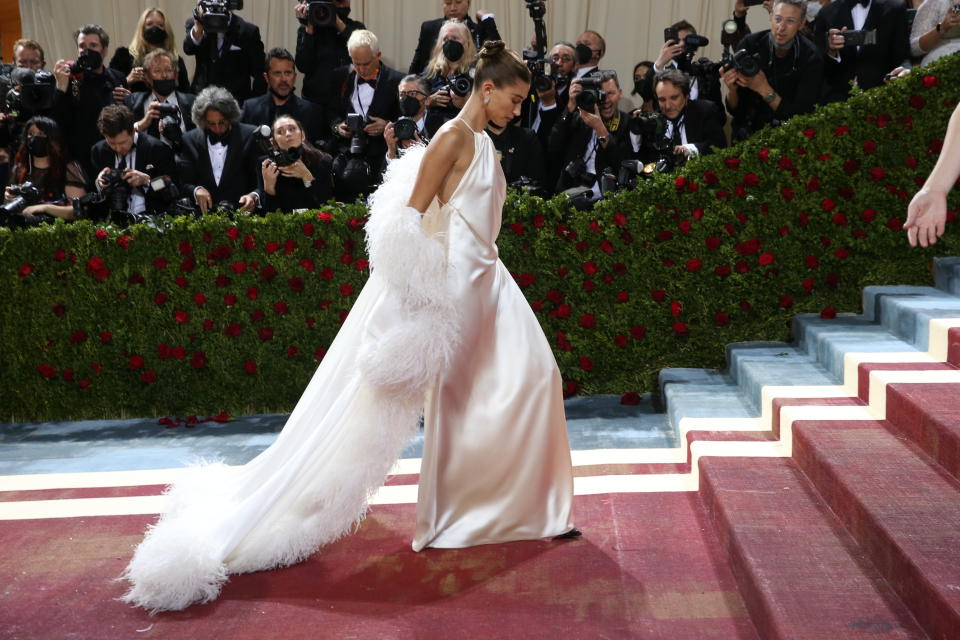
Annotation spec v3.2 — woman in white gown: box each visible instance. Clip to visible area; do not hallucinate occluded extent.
[121,41,576,613]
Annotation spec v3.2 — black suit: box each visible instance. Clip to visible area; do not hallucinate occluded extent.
[178,123,261,206]
[549,108,632,194]
[814,0,911,103]
[90,132,177,214]
[328,63,403,180]
[241,93,327,144]
[486,125,547,191]
[408,15,501,74]
[668,100,727,156]
[183,13,266,102]
[125,90,197,138]
[295,18,365,104]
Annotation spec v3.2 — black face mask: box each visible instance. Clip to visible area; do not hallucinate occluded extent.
[143,26,167,46]
[76,48,103,72]
[443,40,465,63]
[399,95,421,117]
[336,6,351,20]
[152,78,176,97]
[27,136,49,158]
[575,43,593,65]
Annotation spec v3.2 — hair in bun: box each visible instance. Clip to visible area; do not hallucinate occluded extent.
[473,41,531,89]
[478,40,506,59]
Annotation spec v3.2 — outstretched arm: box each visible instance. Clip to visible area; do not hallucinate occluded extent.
[905,103,960,247]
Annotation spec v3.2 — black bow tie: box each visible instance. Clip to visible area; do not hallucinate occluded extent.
[207,131,229,146]
[853,0,870,7]
[357,75,377,88]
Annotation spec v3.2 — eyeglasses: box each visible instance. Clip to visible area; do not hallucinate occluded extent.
[399,90,426,99]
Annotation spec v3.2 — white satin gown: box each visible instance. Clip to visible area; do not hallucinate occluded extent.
[120,119,574,613]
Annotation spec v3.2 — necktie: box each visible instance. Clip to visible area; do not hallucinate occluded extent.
[117,154,127,171]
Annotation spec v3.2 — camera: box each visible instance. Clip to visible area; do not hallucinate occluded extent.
[306,1,337,28]
[393,117,418,142]
[196,0,244,34]
[727,48,760,77]
[446,73,473,98]
[2,182,41,215]
[628,111,666,138]
[575,73,608,111]
[839,29,877,47]
[269,145,302,167]
[70,48,103,74]
[151,102,183,147]
[2,68,55,115]
[100,169,132,213]
[344,113,365,134]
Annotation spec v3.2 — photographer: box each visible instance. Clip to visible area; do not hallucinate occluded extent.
[722,0,824,142]
[258,115,333,211]
[2,116,86,227]
[910,0,960,66]
[126,49,196,147]
[13,39,45,71]
[531,42,576,190]
[52,25,129,184]
[486,118,547,197]
[814,0,910,103]
[90,105,176,220]
[653,20,722,106]
[574,31,605,78]
[110,8,190,94]
[179,86,261,214]
[384,75,431,164]
[422,20,476,135]
[0,42,56,160]
[328,30,402,199]
[295,0,365,104]
[241,48,326,145]
[632,69,726,166]
[184,0,266,103]
[409,0,500,74]
[549,71,630,200]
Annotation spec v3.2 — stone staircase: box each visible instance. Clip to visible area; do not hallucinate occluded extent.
[640,257,960,640]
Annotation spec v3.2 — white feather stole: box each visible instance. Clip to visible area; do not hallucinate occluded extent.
[120,143,458,614]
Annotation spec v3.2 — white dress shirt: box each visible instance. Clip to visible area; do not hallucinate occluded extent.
[207,136,228,186]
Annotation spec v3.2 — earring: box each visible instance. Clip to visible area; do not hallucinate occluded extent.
[483,96,491,104]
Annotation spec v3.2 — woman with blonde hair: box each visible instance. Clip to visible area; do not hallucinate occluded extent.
[109,7,190,93]
[422,19,477,131]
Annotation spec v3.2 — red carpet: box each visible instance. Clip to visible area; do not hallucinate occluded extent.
[0,494,759,640]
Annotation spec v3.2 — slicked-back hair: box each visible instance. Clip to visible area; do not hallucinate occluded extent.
[266,47,295,68]
[74,24,109,49]
[655,68,691,97]
[191,86,241,130]
[773,0,808,15]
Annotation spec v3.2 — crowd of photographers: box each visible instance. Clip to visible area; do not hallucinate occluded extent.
[0,0,942,225]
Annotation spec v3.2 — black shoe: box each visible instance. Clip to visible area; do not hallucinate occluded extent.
[553,527,582,540]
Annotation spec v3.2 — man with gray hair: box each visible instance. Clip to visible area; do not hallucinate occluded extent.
[178,86,261,213]
[721,0,824,142]
[327,29,402,198]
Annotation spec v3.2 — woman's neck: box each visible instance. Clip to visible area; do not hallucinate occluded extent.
[32,156,50,170]
[457,95,489,133]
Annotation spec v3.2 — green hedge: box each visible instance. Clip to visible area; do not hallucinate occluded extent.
[3,55,960,422]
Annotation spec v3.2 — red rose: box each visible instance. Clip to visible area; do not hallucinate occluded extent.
[90,361,104,373]
[174,276,188,289]
[616,290,630,302]
[806,177,820,192]
[95,229,108,241]
[802,278,815,293]
[299,258,316,273]
[317,211,333,223]
[288,276,305,292]
[532,300,543,312]
[863,140,877,155]
[340,283,355,297]
[715,265,731,278]
[678,220,693,235]
[670,301,683,316]
[685,258,702,272]
[724,157,741,170]
[157,343,172,359]
[247,287,259,300]
[54,249,66,261]
[180,257,196,273]
[735,260,750,274]
[620,392,641,405]
[802,128,816,139]
[128,273,145,286]
[579,356,594,371]
[243,360,258,375]
[630,325,647,340]
[552,304,571,319]
[129,355,144,370]
[229,261,247,274]
[154,292,168,305]
[37,364,57,379]
[579,314,596,329]
[656,230,674,242]
[743,173,760,187]
[545,289,564,304]
[674,176,688,191]
[582,261,599,275]
[805,255,820,268]
[178,240,193,255]
[510,221,526,235]
[224,293,237,307]
[52,303,67,317]
[274,300,290,314]
[672,321,689,336]
[251,309,265,322]
[140,370,156,384]
[599,240,614,254]
[834,248,849,259]
[779,295,794,308]
[286,346,299,358]
[614,334,629,347]
[909,95,926,109]
[692,208,704,220]
[798,212,811,227]
[153,257,168,269]
[265,241,280,254]
[225,323,242,337]
[284,240,298,255]
[757,149,770,162]
[758,253,774,266]
[259,327,274,341]
[348,217,364,231]
[777,156,793,170]
[243,234,257,250]
[203,319,214,331]
[715,312,730,327]
[301,222,315,237]
[314,347,327,360]
[820,306,837,319]
[215,274,231,288]
[517,273,536,288]
[613,212,628,226]
[922,75,940,89]
[194,293,207,306]
[18,263,33,277]
[705,237,721,251]
[260,265,277,280]
[651,290,666,302]
[174,310,189,323]
[702,171,718,185]
[869,167,887,181]
[68,330,88,344]
[226,225,240,241]
[79,379,91,389]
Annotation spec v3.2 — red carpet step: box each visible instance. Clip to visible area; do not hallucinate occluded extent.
[885,382,960,483]
[699,456,926,640]
[792,419,960,640]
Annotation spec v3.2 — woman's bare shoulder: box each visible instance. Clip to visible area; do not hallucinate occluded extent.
[426,120,472,158]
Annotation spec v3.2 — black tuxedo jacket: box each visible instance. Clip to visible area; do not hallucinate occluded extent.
[674,99,727,155]
[89,132,177,211]
[328,63,403,174]
[241,93,327,144]
[183,14,266,102]
[178,123,261,205]
[125,90,197,136]
[296,18,365,103]
[548,108,632,193]
[408,15,501,74]
[813,0,910,103]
